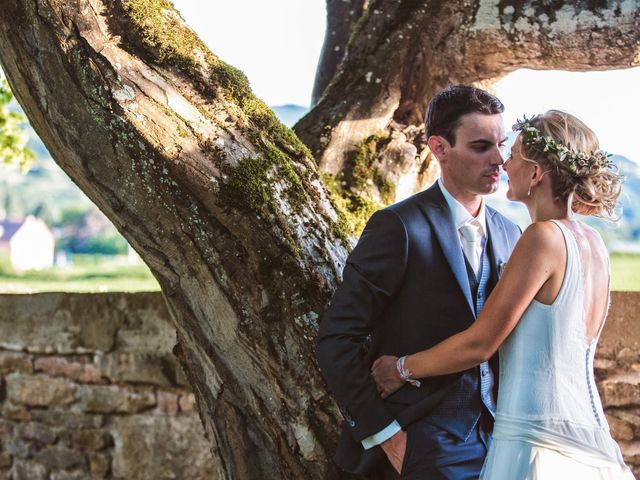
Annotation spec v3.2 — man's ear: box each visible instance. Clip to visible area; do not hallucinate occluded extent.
[427,135,449,162]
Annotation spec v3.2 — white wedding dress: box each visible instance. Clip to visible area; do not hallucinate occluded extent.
[480,220,633,479]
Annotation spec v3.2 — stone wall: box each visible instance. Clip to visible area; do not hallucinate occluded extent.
[0,293,215,479]
[595,292,640,478]
[0,292,638,479]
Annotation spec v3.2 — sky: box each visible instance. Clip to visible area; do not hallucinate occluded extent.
[172,0,326,106]
[172,0,639,164]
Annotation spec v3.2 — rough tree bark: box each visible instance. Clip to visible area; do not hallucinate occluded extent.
[311,0,367,106]
[0,0,638,479]
[298,0,640,219]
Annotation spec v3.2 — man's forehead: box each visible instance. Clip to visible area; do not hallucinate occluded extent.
[457,112,505,140]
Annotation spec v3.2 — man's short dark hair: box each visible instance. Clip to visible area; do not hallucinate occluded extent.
[424,85,504,146]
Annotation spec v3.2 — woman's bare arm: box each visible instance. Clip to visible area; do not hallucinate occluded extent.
[372,221,566,392]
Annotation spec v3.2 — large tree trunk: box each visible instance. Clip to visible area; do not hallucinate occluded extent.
[0,0,638,478]
[298,0,640,217]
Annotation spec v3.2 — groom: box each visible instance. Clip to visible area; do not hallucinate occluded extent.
[316,85,521,478]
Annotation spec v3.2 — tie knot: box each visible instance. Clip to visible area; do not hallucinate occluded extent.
[459,221,481,243]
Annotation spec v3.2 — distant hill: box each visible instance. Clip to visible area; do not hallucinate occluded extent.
[271,104,309,127]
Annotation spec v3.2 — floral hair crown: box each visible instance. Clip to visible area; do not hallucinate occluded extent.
[512,117,613,175]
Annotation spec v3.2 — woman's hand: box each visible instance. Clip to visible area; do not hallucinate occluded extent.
[371,355,404,399]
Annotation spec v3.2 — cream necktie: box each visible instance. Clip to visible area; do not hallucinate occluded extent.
[459,221,482,278]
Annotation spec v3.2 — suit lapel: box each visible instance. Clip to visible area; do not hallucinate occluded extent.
[486,207,510,282]
[419,184,475,316]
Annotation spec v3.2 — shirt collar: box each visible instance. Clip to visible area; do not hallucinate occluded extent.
[437,178,487,237]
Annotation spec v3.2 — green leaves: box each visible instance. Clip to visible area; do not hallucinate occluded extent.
[0,78,35,171]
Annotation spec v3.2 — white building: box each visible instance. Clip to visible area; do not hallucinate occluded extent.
[0,216,55,270]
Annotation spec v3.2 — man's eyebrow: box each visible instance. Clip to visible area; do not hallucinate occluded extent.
[468,136,508,145]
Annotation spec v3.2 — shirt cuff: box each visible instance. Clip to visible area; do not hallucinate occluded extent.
[361,420,402,450]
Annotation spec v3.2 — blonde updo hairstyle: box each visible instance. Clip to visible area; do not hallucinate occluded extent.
[518,110,622,218]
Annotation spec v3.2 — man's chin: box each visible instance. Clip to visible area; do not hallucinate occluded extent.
[481,182,500,195]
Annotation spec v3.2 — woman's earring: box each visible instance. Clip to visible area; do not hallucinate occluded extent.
[527,186,531,197]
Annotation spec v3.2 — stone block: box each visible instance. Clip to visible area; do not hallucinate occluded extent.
[599,372,640,407]
[178,393,197,413]
[593,357,618,372]
[1,402,31,422]
[96,353,174,387]
[5,437,31,459]
[88,452,110,478]
[49,470,90,480]
[0,452,10,468]
[6,374,76,408]
[619,440,640,464]
[30,410,104,430]
[611,409,640,431]
[15,422,58,445]
[108,294,175,354]
[31,408,104,430]
[33,446,85,470]
[0,293,172,355]
[9,460,47,480]
[0,352,32,374]
[617,347,639,366]
[77,385,155,414]
[606,413,635,442]
[34,357,102,384]
[72,429,113,451]
[599,293,640,360]
[0,294,114,354]
[111,415,217,479]
[156,391,179,414]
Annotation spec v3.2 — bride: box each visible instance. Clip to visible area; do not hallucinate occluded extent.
[372,110,633,479]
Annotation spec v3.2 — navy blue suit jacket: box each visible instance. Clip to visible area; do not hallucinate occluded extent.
[316,182,521,474]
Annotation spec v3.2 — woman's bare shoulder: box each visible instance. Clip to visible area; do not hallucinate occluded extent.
[518,220,566,255]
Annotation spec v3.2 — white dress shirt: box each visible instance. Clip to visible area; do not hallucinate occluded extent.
[438,178,487,278]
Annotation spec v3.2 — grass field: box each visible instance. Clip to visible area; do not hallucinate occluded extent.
[610,253,640,292]
[0,253,638,293]
[0,254,159,293]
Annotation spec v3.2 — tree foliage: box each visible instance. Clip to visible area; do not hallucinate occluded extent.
[0,75,34,170]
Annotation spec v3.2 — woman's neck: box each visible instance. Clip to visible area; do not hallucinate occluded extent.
[527,197,569,223]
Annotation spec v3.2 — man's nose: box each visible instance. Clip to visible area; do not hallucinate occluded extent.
[491,146,504,165]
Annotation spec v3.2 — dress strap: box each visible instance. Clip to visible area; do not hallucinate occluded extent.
[547,219,582,308]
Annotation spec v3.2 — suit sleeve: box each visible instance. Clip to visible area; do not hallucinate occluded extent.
[316,208,408,442]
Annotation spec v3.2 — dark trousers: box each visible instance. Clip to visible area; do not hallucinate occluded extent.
[382,412,492,480]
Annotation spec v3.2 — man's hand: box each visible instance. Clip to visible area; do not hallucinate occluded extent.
[372,355,404,398]
[380,429,407,474]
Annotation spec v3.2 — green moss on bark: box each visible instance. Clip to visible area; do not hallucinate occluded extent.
[121,0,311,158]
[320,132,397,236]
[321,172,380,237]
[217,155,271,212]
